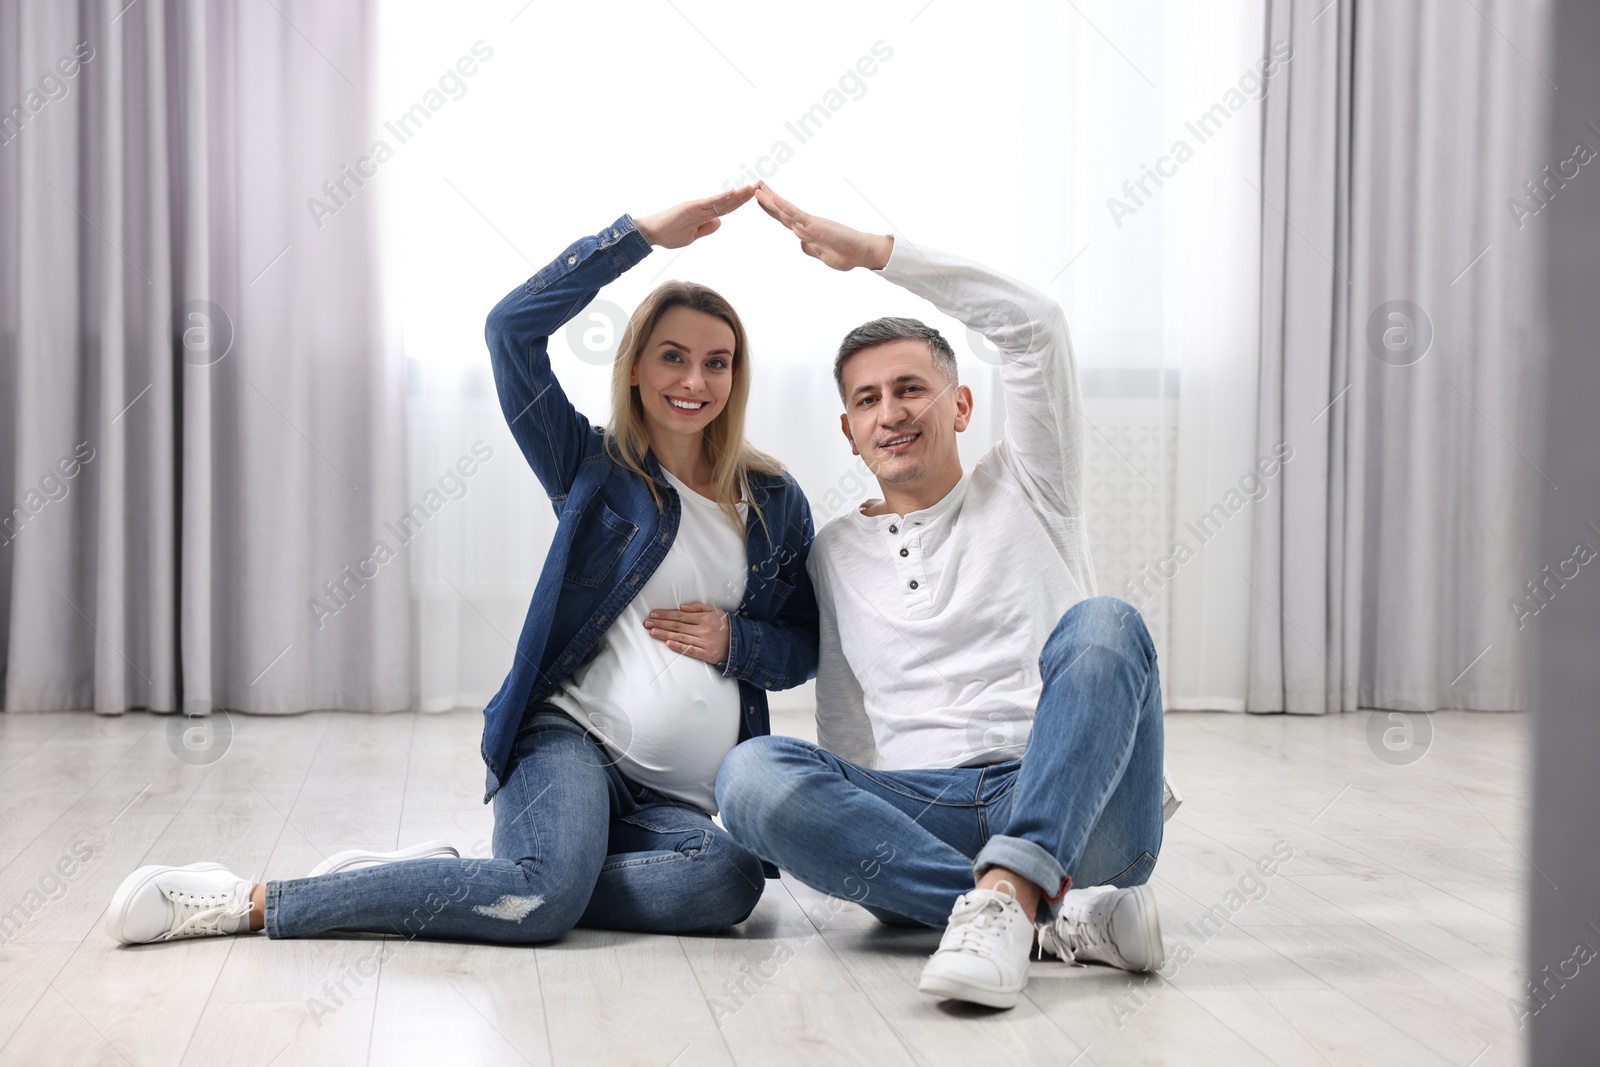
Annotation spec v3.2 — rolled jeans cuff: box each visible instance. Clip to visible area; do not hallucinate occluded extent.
[264,880,285,939]
[973,835,1069,917]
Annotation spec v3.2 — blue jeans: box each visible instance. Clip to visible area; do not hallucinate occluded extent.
[265,709,765,942]
[716,596,1164,927]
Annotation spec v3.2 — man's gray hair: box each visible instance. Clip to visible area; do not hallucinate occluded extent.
[834,317,958,401]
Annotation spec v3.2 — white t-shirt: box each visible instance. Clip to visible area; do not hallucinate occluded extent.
[547,469,747,813]
[809,239,1097,772]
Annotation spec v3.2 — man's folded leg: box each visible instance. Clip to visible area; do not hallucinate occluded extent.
[927,595,1167,1005]
[976,596,1166,905]
[719,598,1168,1009]
[715,736,984,928]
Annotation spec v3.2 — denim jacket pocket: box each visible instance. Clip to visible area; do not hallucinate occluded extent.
[762,572,797,613]
[562,500,639,588]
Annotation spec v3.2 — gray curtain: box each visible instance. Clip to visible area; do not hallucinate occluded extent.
[0,0,410,714]
[1248,0,1548,713]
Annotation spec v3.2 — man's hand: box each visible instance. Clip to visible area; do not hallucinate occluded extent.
[643,603,731,665]
[634,186,756,249]
[754,182,893,271]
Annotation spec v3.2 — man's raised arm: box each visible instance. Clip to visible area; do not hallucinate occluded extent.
[875,241,1085,528]
[752,182,1087,527]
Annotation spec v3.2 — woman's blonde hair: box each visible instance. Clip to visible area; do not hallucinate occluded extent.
[605,281,785,535]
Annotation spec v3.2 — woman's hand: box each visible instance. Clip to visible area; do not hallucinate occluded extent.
[753,182,893,271]
[633,186,756,249]
[643,602,731,665]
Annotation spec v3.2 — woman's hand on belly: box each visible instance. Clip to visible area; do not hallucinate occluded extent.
[643,602,731,666]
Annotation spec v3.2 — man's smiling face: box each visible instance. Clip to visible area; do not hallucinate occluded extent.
[838,338,972,490]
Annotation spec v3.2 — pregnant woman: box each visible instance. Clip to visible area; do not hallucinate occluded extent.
[105,186,819,945]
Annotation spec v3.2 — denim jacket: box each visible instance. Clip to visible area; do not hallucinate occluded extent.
[478,214,819,803]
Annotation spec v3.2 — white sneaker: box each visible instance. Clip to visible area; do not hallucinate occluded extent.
[1038,882,1164,972]
[917,881,1035,1009]
[308,840,460,877]
[104,863,254,944]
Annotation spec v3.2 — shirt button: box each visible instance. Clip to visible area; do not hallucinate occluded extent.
[899,548,909,557]
[909,580,919,590]
[889,524,898,534]
[567,254,577,265]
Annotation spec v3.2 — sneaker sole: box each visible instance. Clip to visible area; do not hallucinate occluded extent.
[917,971,1022,1010]
[1126,882,1165,972]
[104,862,228,944]
[308,841,460,878]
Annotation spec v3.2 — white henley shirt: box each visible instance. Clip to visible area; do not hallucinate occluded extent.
[808,239,1097,771]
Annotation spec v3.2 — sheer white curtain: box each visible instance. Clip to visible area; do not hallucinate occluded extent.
[376,0,1265,713]
[1038,1,1269,712]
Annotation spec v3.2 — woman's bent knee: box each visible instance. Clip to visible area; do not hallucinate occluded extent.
[477,859,594,943]
[690,845,767,932]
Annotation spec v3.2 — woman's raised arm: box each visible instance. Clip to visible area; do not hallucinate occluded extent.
[483,187,754,505]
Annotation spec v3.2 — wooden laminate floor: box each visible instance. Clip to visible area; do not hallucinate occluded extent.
[0,706,1530,1066]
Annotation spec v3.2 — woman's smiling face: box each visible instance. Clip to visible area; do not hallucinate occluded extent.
[629,304,736,444]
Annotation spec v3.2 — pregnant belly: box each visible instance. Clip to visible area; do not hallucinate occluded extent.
[560,633,742,789]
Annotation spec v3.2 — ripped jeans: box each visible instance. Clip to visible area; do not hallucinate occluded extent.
[264,708,765,942]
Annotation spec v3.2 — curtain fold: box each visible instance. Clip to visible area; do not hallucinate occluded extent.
[1248,0,1547,713]
[0,0,411,714]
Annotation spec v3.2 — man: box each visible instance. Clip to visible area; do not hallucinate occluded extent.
[717,183,1171,1010]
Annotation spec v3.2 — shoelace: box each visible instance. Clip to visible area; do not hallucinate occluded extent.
[160,886,253,940]
[1038,907,1112,965]
[941,894,1016,955]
